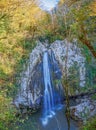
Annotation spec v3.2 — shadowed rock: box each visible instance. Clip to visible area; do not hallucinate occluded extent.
[14,40,86,112]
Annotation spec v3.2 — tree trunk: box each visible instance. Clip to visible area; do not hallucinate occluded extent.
[79,25,96,58]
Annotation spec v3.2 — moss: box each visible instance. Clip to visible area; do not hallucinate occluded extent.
[81,116,96,130]
[91,94,96,100]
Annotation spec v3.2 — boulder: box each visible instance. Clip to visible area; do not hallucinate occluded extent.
[70,98,96,122]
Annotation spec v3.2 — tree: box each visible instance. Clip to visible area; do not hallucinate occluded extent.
[58,0,96,58]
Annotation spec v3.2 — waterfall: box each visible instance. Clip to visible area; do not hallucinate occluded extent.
[42,51,55,125]
[41,51,64,126]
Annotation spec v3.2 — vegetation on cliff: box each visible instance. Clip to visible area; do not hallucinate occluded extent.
[0,0,96,129]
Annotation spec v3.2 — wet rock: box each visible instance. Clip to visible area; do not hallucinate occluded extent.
[70,98,96,122]
[50,39,86,87]
[14,41,46,109]
[14,40,86,112]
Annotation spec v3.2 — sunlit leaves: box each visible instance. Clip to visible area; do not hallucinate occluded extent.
[0,0,45,76]
[89,1,96,16]
[0,1,46,129]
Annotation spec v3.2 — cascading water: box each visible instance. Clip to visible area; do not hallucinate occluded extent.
[41,51,55,125]
[41,51,64,126]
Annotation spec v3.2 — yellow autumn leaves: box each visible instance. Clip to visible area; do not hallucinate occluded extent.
[90,1,96,16]
[0,0,45,75]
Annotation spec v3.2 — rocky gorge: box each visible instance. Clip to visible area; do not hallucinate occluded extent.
[14,39,96,123]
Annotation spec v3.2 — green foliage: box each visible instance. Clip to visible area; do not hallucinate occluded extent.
[0,94,17,130]
[0,37,36,129]
[0,40,37,129]
[91,93,96,100]
[81,116,96,130]
[38,31,63,43]
[68,62,80,95]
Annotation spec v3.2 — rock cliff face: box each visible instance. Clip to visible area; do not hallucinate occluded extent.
[50,40,85,87]
[14,40,86,109]
[70,98,96,122]
[14,42,46,109]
